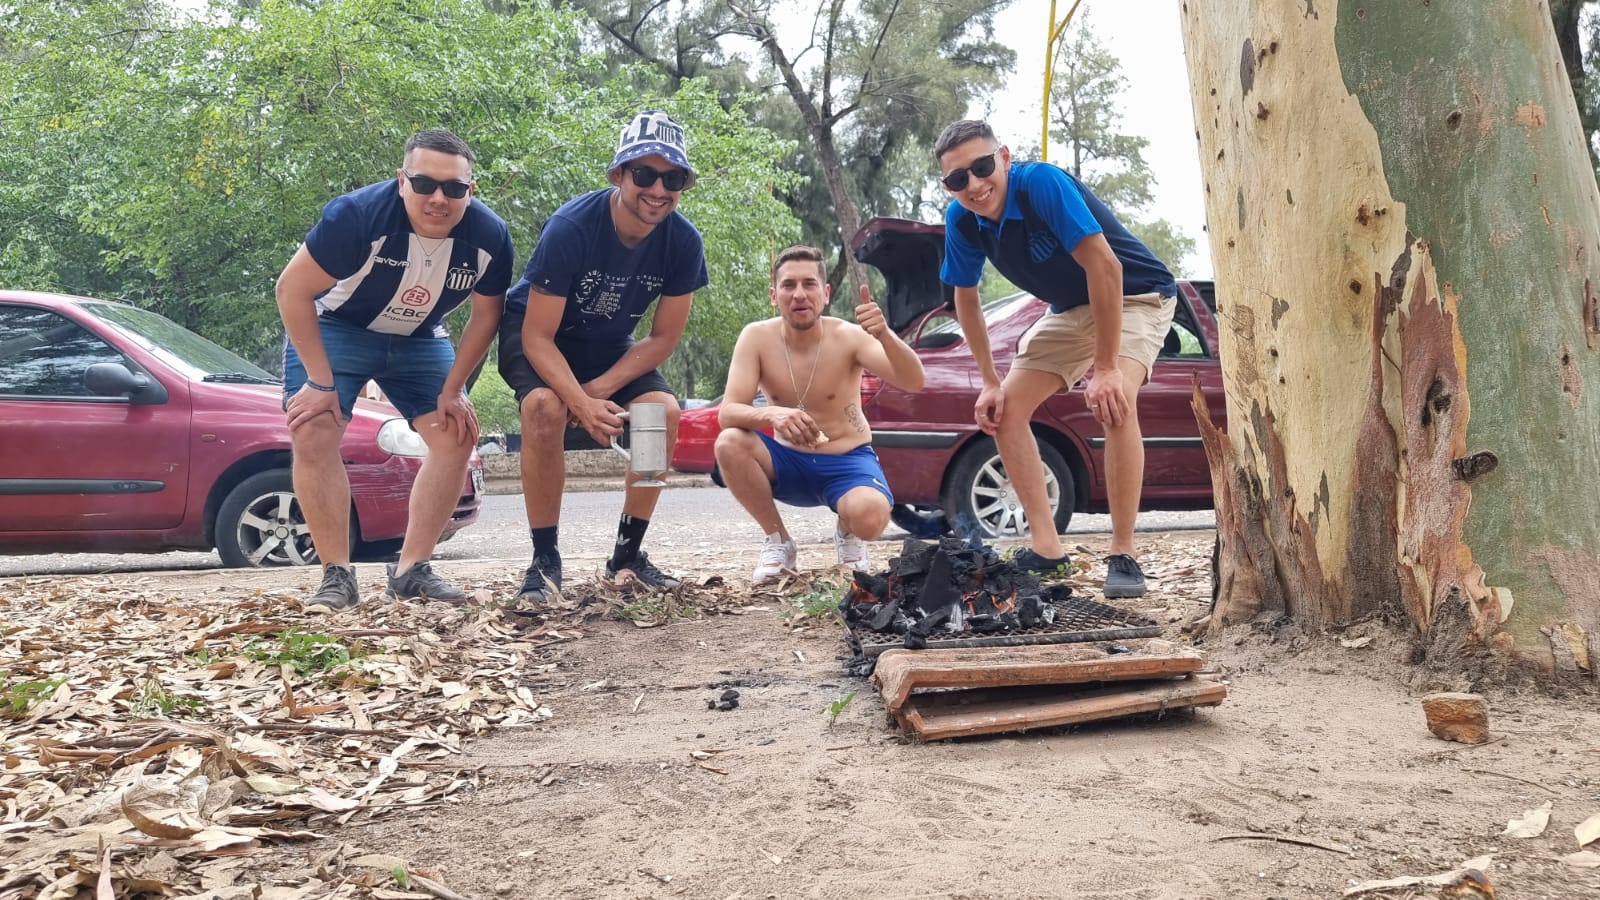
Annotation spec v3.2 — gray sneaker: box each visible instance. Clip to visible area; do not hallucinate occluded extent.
[515,552,563,604]
[306,564,360,614]
[606,551,681,590]
[1103,554,1147,599]
[386,561,470,602]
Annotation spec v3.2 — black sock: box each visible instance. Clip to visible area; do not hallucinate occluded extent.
[610,514,649,568]
[531,526,559,561]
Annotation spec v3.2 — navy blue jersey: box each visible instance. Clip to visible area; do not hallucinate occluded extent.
[505,189,709,344]
[941,162,1175,313]
[304,179,515,338]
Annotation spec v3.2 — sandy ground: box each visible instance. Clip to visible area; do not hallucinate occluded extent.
[26,531,1600,899]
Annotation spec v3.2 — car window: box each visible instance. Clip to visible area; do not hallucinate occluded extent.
[84,301,273,380]
[0,305,128,398]
[924,293,1031,337]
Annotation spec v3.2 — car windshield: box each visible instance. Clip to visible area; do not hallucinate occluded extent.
[923,292,1032,336]
[81,301,275,382]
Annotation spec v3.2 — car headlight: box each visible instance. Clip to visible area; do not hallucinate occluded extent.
[377,418,430,457]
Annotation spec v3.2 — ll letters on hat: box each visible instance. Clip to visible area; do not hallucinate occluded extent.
[608,110,696,179]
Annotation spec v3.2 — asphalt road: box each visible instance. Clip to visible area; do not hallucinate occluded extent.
[0,487,1215,578]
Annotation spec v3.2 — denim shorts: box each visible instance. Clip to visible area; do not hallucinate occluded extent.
[282,316,455,420]
[757,432,893,511]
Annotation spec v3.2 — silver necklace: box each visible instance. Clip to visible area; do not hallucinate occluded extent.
[782,327,823,411]
[414,234,447,268]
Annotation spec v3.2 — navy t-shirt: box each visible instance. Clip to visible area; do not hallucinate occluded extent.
[504,188,709,346]
[304,179,515,339]
[941,162,1175,313]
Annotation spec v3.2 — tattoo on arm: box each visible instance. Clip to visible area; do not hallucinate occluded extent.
[845,402,868,433]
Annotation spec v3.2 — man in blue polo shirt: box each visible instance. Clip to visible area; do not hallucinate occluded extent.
[276,129,514,613]
[497,110,709,603]
[936,119,1177,598]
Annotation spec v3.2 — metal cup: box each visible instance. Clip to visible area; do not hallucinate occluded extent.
[611,401,668,488]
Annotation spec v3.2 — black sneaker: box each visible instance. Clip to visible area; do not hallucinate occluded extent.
[606,551,681,590]
[1012,547,1073,579]
[306,564,360,614]
[1103,554,1147,598]
[516,552,563,604]
[386,561,470,602]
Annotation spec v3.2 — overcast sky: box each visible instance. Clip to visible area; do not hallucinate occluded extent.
[982,1,1211,275]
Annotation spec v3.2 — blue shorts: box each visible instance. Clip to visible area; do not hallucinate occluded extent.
[757,432,894,511]
[283,316,455,420]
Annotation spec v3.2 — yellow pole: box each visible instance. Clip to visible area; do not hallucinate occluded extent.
[1041,0,1085,162]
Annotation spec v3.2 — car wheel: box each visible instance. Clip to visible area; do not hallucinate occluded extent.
[890,503,951,538]
[216,470,320,568]
[942,436,1074,539]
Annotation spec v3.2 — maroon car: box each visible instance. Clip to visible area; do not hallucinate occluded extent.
[0,291,483,567]
[672,219,1227,539]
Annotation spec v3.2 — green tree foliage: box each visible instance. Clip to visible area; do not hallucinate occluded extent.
[0,0,799,396]
[571,0,1014,305]
[1045,17,1195,276]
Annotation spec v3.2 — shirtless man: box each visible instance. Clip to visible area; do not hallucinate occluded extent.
[714,245,925,583]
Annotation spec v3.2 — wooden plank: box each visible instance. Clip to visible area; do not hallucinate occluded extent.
[895,675,1228,741]
[872,641,1207,713]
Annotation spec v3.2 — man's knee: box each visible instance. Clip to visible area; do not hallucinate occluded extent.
[290,414,344,458]
[520,389,566,435]
[838,488,891,539]
[713,427,761,465]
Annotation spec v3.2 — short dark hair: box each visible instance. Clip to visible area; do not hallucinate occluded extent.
[772,245,827,284]
[404,129,475,165]
[934,120,997,161]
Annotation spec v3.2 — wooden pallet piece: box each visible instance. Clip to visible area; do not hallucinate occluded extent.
[871,640,1207,713]
[894,674,1228,741]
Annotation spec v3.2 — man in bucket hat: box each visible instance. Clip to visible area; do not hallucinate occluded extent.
[497,110,709,604]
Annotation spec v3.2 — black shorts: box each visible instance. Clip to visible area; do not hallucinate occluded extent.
[497,309,676,407]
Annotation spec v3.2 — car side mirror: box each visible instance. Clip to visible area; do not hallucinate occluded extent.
[84,362,168,404]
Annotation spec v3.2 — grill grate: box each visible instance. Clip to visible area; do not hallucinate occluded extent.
[851,595,1161,657]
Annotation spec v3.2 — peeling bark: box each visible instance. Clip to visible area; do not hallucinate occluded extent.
[1182,2,1600,679]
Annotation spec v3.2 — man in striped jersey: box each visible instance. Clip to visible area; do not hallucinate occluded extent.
[276,129,515,613]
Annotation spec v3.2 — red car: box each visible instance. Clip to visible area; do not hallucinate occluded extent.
[0,291,483,567]
[673,218,1227,539]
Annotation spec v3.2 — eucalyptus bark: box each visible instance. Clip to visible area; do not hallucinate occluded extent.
[1181,1,1600,676]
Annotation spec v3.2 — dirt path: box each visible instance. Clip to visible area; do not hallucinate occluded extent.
[8,532,1598,899]
[338,534,1596,900]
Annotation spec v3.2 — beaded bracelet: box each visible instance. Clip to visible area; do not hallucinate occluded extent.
[305,380,337,393]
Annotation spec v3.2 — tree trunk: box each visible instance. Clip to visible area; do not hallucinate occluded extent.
[1181,1,1600,677]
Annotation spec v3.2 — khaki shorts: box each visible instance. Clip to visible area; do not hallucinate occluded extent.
[1013,292,1177,387]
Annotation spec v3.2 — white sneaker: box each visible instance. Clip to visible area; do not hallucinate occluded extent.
[753,533,798,584]
[834,527,870,572]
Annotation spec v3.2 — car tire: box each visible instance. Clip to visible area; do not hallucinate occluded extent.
[890,503,951,538]
[942,436,1074,539]
[216,470,322,568]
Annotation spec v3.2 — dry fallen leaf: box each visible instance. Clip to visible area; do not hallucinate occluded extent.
[1342,855,1493,896]
[1577,811,1600,848]
[1502,800,1553,838]
[1563,850,1600,868]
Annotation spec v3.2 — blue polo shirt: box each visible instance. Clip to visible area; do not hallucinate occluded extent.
[305,179,515,338]
[940,162,1175,313]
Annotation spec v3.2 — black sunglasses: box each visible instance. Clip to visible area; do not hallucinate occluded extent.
[627,166,692,192]
[404,172,472,199]
[941,152,999,191]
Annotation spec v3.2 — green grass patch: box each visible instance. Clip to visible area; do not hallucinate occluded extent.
[243,629,356,675]
[1,676,66,717]
[128,676,204,719]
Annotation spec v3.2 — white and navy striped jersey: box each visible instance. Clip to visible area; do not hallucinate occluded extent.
[304,179,515,338]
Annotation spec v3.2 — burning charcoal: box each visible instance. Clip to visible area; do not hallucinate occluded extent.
[890,539,936,579]
[850,570,890,603]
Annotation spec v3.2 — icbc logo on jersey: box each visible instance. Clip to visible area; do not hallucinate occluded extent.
[399,286,431,307]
